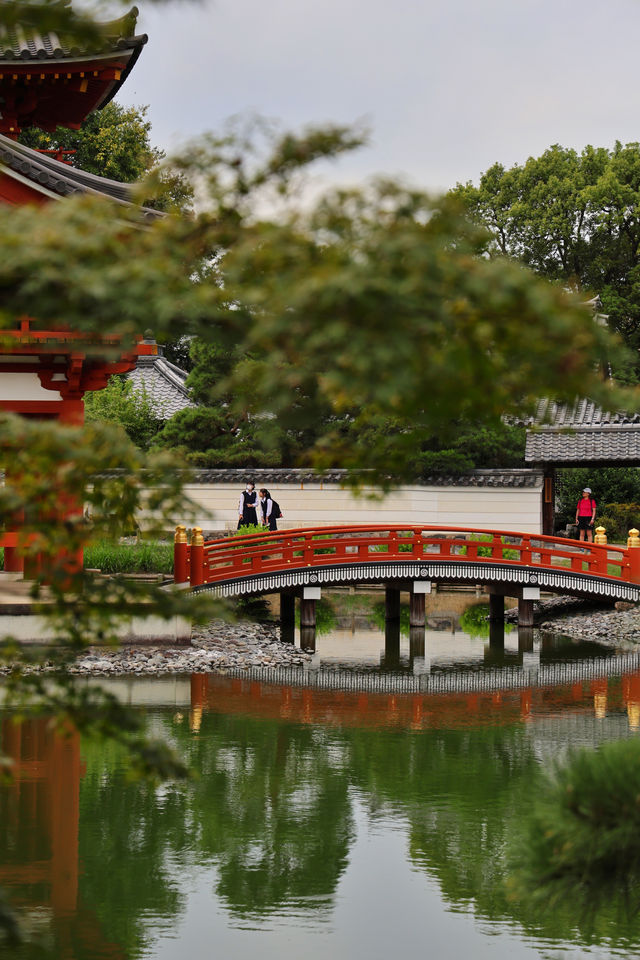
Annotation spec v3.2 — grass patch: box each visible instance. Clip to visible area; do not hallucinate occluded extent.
[84,540,173,574]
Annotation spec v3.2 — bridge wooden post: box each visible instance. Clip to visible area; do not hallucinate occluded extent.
[518,586,539,627]
[518,627,535,653]
[280,592,296,645]
[301,586,320,628]
[385,586,401,620]
[300,627,317,652]
[409,581,430,627]
[409,626,426,660]
[517,600,534,627]
[280,592,295,625]
[189,527,204,589]
[489,620,505,652]
[489,593,504,623]
[383,619,401,668]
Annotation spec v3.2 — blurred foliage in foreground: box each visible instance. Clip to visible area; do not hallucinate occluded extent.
[1,117,636,486]
[509,739,640,920]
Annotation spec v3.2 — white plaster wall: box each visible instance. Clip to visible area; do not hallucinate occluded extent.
[173,480,543,535]
[0,372,62,401]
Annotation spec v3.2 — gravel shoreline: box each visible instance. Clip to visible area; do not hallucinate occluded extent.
[0,619,312,677]
[4,598,640,677]
[506,595,640,648]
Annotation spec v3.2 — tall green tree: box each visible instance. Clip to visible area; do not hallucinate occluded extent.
[450,142,640,380]
[84,376,166,451]
[19,101,162,182]
[19,101,192,210]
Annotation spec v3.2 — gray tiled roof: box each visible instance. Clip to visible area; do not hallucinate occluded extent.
[525,425,640,464]
[0,7,146,63]
[190,468,543,487]
[0,6,147,112]
[525,399,640,464]
[127,355,195,420]
[533,398,640,427]
[0,133,160,216]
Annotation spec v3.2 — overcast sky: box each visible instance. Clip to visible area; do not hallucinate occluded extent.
[119,0,640,193]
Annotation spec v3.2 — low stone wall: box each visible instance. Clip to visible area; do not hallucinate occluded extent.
[171,468,544,536]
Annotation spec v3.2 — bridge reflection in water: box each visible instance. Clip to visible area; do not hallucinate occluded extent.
[188,664,640,732]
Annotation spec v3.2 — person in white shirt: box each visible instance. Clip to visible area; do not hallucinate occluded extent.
[259,488,278,531]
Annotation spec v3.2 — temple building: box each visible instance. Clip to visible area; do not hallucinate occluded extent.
[0,5,146,139]
[0,4,154,414]
[127,339,194,420]
[0,5,155,575]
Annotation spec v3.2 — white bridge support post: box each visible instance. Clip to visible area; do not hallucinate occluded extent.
[410,581,431,627]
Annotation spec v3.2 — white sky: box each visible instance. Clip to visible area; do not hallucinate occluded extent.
[117,0,640,193]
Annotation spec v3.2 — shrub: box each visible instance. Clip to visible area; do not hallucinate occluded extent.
[593,503,640,544]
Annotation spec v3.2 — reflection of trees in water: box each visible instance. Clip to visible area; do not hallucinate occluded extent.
[76,711,353,946]
[346,723,640,946]
[73,708,640,955]
[77,737,187,958]
[184,716,353,916]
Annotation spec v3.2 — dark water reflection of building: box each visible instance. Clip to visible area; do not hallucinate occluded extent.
[0,717,129,959]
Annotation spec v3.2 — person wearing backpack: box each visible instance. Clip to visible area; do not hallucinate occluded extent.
[575,487,597,542]
[259,488,282,531]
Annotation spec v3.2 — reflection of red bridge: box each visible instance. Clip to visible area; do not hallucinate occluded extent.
[175,524,640,627]
[188,671,640,732]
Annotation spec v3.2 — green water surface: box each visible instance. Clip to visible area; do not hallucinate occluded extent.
[3,664,640,959]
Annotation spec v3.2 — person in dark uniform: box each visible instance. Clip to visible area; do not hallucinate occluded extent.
[237,481,258,529]
[259,488,278,531]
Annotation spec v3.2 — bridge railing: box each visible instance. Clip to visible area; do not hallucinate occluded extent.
[173,524,640,589]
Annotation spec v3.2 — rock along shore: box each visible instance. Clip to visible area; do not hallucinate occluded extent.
[505,595,640,648]
[0,619,312,677]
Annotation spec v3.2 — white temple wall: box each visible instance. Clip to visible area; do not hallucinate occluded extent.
[163,474,543,535]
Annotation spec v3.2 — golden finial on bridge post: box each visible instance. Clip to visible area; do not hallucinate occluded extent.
[594,526,607,545]
[628,528,640,549]
[191,527,204,547]
[174,525,187,544]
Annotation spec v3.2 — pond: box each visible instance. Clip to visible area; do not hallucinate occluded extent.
[2,589,640,960]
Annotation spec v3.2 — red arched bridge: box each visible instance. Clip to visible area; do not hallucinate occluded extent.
[174,524,640,628]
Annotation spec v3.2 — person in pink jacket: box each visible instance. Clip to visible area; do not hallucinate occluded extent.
[575,487,597,542]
